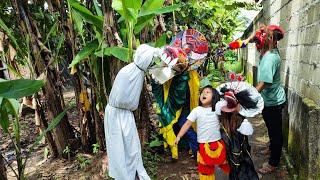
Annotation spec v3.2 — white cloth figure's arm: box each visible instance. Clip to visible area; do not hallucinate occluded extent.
[215,100,227,116]
[237,119,254,136]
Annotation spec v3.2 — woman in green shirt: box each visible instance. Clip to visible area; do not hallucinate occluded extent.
[250,24,286,174]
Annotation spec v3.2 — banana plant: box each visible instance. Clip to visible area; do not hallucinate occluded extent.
[67,0,179,68]
[112,0,179,60]
[0,79,68,179]
[67,0,130,69]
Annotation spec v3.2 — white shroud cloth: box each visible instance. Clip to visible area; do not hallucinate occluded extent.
[104,44,159,180]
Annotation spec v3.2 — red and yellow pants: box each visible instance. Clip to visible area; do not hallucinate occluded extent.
[197,140,230,180]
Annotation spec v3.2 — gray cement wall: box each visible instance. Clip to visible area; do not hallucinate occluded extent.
[240,0,320,179]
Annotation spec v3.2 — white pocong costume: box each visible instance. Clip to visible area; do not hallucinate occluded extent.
[104,44,161,180]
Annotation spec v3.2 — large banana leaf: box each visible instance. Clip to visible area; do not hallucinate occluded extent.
[112,0,142,22]
[155,34,167,47]
[92,0,103,16]
[69,40,99,67]
[6,98,20,142]
[139,0,165,14]
[138,4,179,17]
[134,15,154,34]
[132,0,165,34]
[72,9,84,34]
[95,46,130,62]
[68,0,103,32]
[0,98,19,134]
[136,4,180,33]
[0,79,45,99]
[0,98,9,133]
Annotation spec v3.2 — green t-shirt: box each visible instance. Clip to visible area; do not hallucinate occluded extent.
[258,49,286,107]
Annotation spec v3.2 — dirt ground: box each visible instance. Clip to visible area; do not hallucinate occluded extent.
[1,91,289,180]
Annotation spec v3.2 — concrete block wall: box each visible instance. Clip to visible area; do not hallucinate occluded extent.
[240,0,320,179]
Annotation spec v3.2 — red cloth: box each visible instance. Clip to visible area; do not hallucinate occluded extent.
[197,140,230,175]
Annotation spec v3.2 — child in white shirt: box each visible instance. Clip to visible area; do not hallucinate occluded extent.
[174,85,230,179]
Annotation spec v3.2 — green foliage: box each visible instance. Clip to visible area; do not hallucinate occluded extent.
[155,34,167,48]
[44,147,49,159]
[0,17,19,49]
[149,138,163,148]
[0,79,68,179]
[92,143,100,154]
[76,154,91,169]
[142,148,163,179]
[69,40,99,68]
[63,145,71,154]
[68,0,130,66]
[63,145,71,161]
[223,50,242,73]
[95,46,130,63]
[170,0,257,52]
[0,79,45,99]
[224,60,242,73]
[167,0,257,86]
[112,0,179,60]
[0,79,44,134]
[68,0,103,32]
[224,50,238,61]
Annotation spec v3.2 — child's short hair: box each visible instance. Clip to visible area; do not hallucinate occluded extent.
[199,85,221,111]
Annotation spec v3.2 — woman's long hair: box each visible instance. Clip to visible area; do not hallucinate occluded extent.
[219,112,244,135]
[199,85,221,111]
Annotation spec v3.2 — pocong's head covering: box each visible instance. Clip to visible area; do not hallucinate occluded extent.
[215,72,264,117]
[253,25,285,49]
[134,44,160,71]
[170,29,209,70]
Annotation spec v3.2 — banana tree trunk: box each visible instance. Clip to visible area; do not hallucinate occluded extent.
[134,83,151,145]
[34,93,59,156]
[51,0,96,153]
[11,0,75,156]
[0,154,6,180]
[103,0,125,83]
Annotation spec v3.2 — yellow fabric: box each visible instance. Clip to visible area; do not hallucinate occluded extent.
[188,70,200,131]
[188,70,200,110]
[199,173,215,180]
[161,80,181,159]
[197,152,205,164]
[160,109,181,159]
[204,142,223,159]
[160,71,200,159]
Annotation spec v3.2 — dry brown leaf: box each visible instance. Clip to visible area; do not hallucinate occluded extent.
[70,66,77,75]
[79,90,91,112]
[9,43,17,61]
[0,31,4,52]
